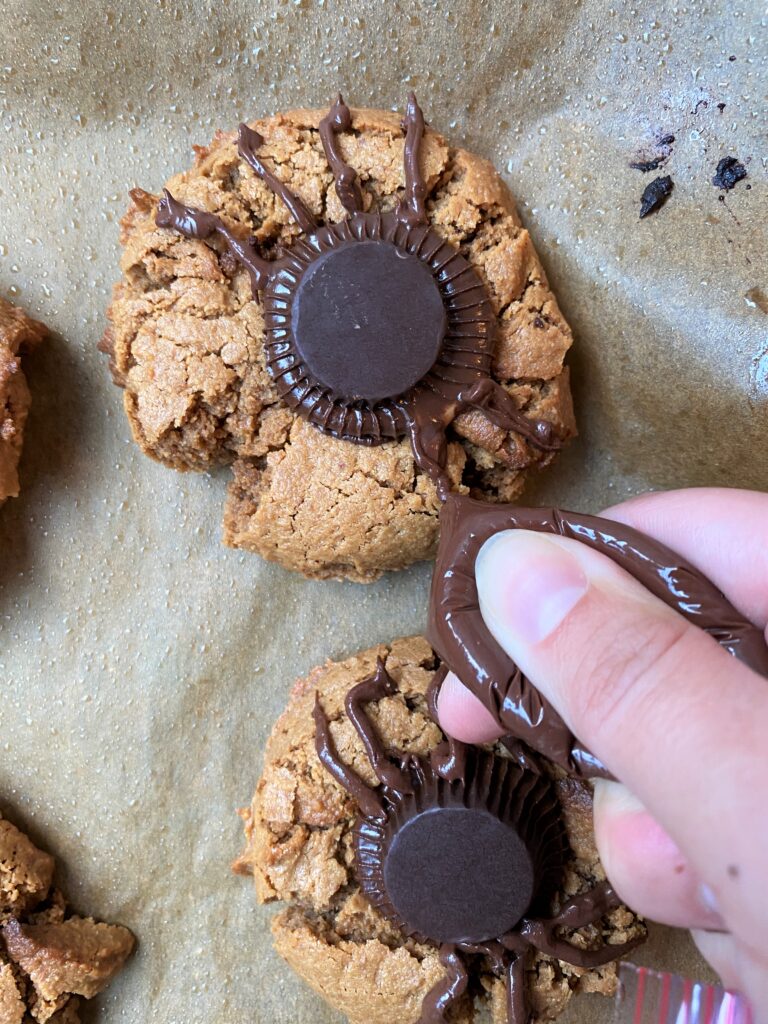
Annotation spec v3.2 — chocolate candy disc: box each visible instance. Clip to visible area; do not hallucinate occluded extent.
[355,748,565,945]
[291,239,446,404]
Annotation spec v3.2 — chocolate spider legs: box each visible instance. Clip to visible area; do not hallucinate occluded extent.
[312,661,418,818]
[510,881,646,970]
[344,658,414,793]
[319,94,365,215]
[312,696,385,820]
[426,664,469,782]
[418,945,471,1024]
[417,882,645,1023]
[401,380,562,503]
[418,944,529,1024]
[155,189,274,294]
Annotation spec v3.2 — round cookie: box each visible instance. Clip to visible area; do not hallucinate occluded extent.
[102,100,576,581]
[235,637,645,1023]
[0,297,47,505]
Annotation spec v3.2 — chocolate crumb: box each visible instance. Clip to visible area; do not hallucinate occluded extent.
[630,134,675,172]
[630,158,664,173]
[639,175,674,219]
[533,316,545,328]
[712,156,748,191]
[717,102,726,113]
[728,55,736,61]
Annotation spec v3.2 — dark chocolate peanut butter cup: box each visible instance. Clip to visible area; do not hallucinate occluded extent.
[354,748,566,945]
[263,211,492,444]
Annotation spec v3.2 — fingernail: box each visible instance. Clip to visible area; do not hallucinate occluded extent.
[700,883,723,919]
[476,531,588,646]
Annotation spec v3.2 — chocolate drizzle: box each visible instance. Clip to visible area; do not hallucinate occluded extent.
[153,93,561,497]
[319,93,364,215]
[427,494,768,778]
[313,659,644,1024]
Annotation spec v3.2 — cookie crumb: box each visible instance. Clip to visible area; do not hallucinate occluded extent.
[639,175,674,219]
[0,297,47,504]
[0,815,134,1022]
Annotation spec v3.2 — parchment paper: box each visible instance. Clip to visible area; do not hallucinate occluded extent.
[1,1,765,1021]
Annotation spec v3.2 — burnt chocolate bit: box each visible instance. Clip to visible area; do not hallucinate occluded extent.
[292,239,446,403]
[427,494,768,778]
[712,156,748,191]
[639,174,674,218]
[630,158,663,173]
[629,134,675,172]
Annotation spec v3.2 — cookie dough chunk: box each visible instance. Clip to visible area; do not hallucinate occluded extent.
[0,298,47,504]
[103,104,575,581]
[0,815,134,1023]
[235,638,645,1023]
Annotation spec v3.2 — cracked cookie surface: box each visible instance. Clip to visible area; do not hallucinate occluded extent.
[0,298,47,505]
[235,637,645,1023]
[103,105,575,582]
[0,816,134,1022]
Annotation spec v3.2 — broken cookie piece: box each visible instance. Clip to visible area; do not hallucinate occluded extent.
[0,297,47,505]
[0,815,134,1023]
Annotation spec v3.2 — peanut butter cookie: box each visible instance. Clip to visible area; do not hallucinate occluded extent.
[103,98,575,581]
[235,638,645,1023]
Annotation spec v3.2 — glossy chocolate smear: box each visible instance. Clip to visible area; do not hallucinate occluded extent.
[384,805,534,944]
[427,494,768,779]
[292,239,446,403]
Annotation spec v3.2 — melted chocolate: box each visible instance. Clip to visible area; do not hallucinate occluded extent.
[153,93,561,495]
[319,94,364,215]
[427,494,768,778]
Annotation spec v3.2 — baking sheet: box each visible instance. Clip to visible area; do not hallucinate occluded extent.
[1,0,765,1020]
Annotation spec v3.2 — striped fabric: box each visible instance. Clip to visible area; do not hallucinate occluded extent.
[615,963,753,1024]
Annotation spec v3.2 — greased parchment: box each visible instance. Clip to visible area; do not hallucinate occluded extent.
[1,1,765,1021]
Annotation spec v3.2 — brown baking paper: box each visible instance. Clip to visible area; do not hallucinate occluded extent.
[1,1,765,1021]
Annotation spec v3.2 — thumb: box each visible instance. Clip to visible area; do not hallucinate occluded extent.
[475,529,768,949]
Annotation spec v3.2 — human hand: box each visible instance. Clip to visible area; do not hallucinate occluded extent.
[436,488,768,1020]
